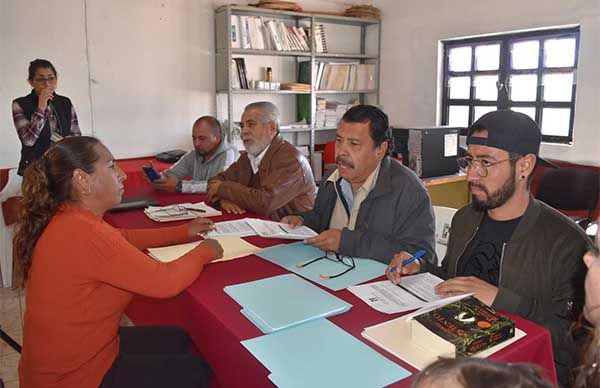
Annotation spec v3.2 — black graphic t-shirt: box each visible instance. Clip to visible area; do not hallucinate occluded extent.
[457,213,522,286]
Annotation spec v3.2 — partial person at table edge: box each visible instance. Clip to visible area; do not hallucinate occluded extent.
[12,58,81,176]
[13,136,223,388]
[207,101,317,220]
[574,221,600,388]
[282,104,436,265]
[150,115,238,193]
[410,357,553,388]
[392,109,592,387]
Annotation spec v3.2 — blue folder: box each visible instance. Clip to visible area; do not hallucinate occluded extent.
[224,274,352,333]
[242,318,411,388]
[256,242,387,291]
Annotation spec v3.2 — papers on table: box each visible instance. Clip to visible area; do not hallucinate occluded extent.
[348,273,471,314]
[205,218,256,237]
[205,217,318,240]
[144,202,222,222]
[242,319,411,388]
[245,218,318,240]
[224,274,352,333]
[147,236,262,263]
[256,242,386,291]
[362,315,527,370]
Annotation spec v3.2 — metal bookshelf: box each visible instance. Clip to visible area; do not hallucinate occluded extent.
[214,5,381,154]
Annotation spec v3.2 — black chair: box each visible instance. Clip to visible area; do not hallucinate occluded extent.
[536,168,599,229]
[0,325,21,353]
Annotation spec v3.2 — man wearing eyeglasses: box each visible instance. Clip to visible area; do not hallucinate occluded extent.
[12,59,80,175]
[282,105,436,266]
[391,109,591,386]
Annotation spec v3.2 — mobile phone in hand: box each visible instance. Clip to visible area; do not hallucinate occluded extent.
[142,166,161,181]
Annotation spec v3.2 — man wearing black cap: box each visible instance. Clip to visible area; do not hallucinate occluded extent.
[389,110,592,386]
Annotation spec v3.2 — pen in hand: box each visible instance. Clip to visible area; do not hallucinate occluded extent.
[389,250,426,273]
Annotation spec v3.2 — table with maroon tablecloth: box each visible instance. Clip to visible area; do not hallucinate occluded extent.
[104,188,558,388]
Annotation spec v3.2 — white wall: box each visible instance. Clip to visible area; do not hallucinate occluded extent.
[0,0,356,168]
[375,0,600,166]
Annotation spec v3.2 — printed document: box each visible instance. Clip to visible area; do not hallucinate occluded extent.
[144,202,222,222]
[205,218,257,237]
[246,218,318,240]
[348,273,470,314]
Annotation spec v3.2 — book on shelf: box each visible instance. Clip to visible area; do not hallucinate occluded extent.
[232,57,248,89]
[230,15,313,52]
[230,15,241,49]
[314,62,376,91]
[281,82,310,92]
[411,296,515,357]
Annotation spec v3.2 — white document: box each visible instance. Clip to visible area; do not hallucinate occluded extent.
[347,273,471,314]
[144,202,222,222]
[148,236,262,263]
[444,133,458,157]
[205,218,256,237]
[246,218,318,240]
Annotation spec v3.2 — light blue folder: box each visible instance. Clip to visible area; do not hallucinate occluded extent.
[257,242,387,291]
[224,274,352,333]
[242,318,411,388]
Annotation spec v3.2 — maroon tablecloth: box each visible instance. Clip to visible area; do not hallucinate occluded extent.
[104,190,558,388]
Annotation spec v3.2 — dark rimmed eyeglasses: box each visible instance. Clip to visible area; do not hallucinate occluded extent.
[457,155,521,177]
[295,251,356,279]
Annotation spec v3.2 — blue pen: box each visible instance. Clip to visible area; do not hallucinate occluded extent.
[389,250,426,273]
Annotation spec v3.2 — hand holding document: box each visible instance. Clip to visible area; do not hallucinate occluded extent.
[245,218,317,240]
[144,202,222,222]
[347,273,471,314]
[147,236,262,263]
[205,218,318,239]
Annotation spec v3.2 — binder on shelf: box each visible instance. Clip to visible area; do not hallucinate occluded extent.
[230,15,240,49]
[239,16,251,49]
[230,59,241,89]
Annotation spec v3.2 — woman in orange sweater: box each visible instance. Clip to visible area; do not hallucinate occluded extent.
[14,136,223,388]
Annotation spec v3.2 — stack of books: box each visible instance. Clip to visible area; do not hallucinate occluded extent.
[315,100,356,127]
[280,82,310,92]
[230,15,326,53]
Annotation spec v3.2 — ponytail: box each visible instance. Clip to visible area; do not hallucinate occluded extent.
[13,158,58,288]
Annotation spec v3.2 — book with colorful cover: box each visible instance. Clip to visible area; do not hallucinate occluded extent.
[411,296,515,357]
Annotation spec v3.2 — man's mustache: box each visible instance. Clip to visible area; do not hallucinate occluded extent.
[469,182,489,194]
[336,156,354,168]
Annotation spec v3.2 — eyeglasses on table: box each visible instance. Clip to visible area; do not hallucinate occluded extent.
[295,251,356,280]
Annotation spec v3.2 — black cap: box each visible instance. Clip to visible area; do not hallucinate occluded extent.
[466,109,558,168]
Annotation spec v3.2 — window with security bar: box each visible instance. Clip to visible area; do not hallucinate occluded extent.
[441,26,579,144]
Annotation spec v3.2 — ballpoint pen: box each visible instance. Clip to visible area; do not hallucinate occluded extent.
[389,250,426,273]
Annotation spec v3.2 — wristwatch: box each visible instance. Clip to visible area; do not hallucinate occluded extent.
[175,180,183,193]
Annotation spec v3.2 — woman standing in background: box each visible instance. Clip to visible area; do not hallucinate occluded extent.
[12,59,81,175]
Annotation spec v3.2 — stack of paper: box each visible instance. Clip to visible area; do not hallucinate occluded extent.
[241,319,411,388]
[256,242,386,291]
[205,218,317,240]
[144,202,222,222]
[224,274,351,333]
[147,236,262,263]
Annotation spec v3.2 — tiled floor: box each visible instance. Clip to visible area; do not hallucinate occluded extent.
[0,287,23,388]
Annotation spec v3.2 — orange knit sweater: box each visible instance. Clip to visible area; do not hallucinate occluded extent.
[19,204,214,388]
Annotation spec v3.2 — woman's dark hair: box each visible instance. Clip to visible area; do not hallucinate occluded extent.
[573,319,600,387]
[411,358,553,388]
[27,59,57,81]
[13,136,101,288]
[341,104,393,155]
